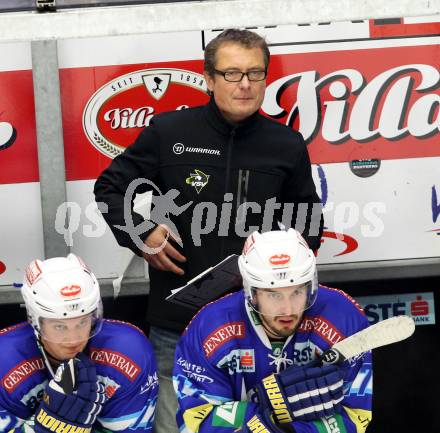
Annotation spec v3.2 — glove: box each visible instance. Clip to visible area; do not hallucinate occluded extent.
[35,353,106,433]
[246,409,294,433]
[256,363,344,423]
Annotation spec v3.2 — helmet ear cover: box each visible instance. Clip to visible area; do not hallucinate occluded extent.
[238,229,318,316]
[21,254,103,340]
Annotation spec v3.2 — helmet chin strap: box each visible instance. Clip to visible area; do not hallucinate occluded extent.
[35,332,58,378]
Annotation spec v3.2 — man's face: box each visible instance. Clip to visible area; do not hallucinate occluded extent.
[254,285,308,338]
[204,43,267,123]
[40,314,92,361]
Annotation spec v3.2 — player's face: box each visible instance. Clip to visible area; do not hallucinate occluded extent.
[40,314,92,360]
[254,285,307,338]
[204,43,267,123]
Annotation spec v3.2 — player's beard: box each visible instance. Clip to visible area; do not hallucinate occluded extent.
[260,314,302,339]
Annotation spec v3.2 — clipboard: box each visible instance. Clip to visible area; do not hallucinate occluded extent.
[166,254,242,311]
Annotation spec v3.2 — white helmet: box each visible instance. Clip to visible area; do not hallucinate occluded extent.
[21,253,103,341]
[238,229,318,315]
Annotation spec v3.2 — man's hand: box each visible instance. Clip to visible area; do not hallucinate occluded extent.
[34,353,106,433]
[256,364,344,423]
[142,224,186,275]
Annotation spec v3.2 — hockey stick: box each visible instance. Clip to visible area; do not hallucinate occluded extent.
[320,315,415,364]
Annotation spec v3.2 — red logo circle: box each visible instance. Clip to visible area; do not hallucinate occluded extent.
[60,285,82,297]
[0,260,5,275]
[269,254,291,266]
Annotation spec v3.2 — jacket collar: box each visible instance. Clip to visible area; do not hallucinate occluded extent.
[204,96,261,136]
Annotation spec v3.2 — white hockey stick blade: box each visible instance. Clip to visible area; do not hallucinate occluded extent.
[321,315,415,364]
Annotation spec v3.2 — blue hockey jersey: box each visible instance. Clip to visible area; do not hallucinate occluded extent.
[0,319,158,433]
[173,286,372,433]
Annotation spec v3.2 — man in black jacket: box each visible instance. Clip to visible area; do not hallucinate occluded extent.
[94,29,323,433]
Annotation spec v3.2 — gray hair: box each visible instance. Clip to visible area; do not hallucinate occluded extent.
[204,29,270,77]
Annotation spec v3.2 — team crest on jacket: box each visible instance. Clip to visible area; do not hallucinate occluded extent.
[83,68,208,159]
[186,169,210,194]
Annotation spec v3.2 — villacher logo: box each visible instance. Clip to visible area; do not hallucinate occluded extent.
[83,68,208,159]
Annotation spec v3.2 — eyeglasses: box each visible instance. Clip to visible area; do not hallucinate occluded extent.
[214,69,267,82]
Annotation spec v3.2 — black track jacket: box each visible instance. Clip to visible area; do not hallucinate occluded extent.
[94,98,323,332]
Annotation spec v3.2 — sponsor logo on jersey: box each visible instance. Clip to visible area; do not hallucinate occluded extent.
[217,349,255,374]
[203,322,245,357]
[177,357,214,383]
[314,414,348,433]
[82,68,208,159]
[261,374,293,423]
[298,316,344,346]
[96,374,121,399]
[185,169,210,194]
[357,292,435,325]
[173,142,220,156]
[212,401,246,428]
[291,341,320,365]
[2,357,45,393]
[90,348,141,381]
[183,403,213,433]
[140,371,159,394]
[269,254,290,266]
[59,285,81,297]
[36,408,92,433]
[247,414,271,433]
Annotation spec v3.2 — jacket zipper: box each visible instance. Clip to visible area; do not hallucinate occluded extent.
[220,128,236,259]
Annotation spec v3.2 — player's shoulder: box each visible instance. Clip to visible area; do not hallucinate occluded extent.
[305,285,369,340]
[0,322,37,359]
[184,291,244,334]
[318,285,365,315]
[0,322,43,382]
[89,319,154,375]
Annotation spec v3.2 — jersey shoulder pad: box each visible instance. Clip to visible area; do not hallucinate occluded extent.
[0,323,45,398]
[0,323,40,371]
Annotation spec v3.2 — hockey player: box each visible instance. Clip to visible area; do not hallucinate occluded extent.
[173,229,372,433]
[0,254,158,433]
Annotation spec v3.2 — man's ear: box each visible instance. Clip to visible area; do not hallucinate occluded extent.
[204,70,215,93]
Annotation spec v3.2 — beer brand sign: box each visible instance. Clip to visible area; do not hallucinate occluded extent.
[83,68,208,158]
[263,44,440,164]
